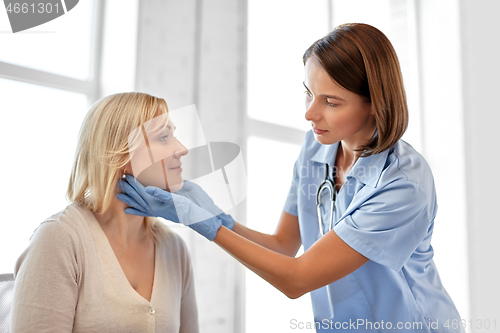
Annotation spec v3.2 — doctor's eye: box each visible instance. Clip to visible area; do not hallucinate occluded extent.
[325,100,339,108]
[160,135,169,142]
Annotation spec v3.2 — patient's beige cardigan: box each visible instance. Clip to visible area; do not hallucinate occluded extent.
[11,203,199,333]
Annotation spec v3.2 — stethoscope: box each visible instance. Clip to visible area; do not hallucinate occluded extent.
[316,163,337,235]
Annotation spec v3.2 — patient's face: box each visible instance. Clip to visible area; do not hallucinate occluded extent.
[129,115,187,192]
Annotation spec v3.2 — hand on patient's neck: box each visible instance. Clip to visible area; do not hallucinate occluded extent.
[92,197,150,248]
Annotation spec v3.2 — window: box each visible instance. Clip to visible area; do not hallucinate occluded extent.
[246,137,313,332]
[0,0,99,274]
[246,0,328,330]
[0,0,94,80]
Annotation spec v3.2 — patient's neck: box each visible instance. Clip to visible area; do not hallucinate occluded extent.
[92,197,150,247]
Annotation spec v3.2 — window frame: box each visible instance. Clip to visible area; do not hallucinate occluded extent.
[0,0,105,106]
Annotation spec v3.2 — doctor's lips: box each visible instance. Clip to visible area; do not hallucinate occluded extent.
[312,126,328,135]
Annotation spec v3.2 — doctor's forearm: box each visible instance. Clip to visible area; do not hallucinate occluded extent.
[231,222,295,256]
[214,226,304,299]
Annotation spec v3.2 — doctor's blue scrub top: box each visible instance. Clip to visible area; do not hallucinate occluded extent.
[283,129,464,333]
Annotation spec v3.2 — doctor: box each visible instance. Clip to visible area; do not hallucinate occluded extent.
[117,23,464,332]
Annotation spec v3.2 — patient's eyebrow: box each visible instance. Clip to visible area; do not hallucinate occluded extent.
[150,124,175,136]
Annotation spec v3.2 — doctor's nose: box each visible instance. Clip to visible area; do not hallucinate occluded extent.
[305,100,322,122]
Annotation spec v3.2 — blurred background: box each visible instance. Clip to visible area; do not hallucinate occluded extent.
[0,0,498,332]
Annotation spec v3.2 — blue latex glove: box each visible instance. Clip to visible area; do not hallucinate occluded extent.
[175,180,236,230]
[117,175,222,241]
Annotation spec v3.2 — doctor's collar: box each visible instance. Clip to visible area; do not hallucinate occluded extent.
[309,128,391,188]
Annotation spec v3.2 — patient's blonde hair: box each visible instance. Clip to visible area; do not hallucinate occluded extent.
[66,92,169,241]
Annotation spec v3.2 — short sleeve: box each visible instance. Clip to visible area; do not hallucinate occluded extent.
[12,221,79,332]
[282,158,299,217]
[333,180,432,272]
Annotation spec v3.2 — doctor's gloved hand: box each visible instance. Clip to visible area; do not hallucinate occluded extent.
[175,180,236,230]
[117,175,222,241]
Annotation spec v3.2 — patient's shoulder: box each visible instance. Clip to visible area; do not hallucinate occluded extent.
[14,205,84,279]
[31,203,93,242]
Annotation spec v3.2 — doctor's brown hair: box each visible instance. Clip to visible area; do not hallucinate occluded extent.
[303,23,408,157]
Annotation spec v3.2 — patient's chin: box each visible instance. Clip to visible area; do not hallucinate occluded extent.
[169,181,184,193]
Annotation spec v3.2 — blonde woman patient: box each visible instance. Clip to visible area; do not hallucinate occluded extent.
[11,92,199,333]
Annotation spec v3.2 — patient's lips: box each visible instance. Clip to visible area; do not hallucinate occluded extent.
[170,163,182,171]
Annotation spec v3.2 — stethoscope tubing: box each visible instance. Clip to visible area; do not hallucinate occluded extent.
[316,164,336,235]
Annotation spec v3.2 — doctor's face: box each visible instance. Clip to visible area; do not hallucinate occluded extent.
[303,56,375,146]
[129,117,188,193]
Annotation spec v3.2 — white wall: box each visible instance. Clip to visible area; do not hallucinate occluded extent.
[459,0,500,330]
[418,0,500,330]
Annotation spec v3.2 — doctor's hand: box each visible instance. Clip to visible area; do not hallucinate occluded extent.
[117,175,222,241]
[175,180,236,230]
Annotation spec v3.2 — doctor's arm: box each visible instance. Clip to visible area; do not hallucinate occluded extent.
[175,179,302,257]
[217,179,432,299]
[118,175,429,299]
[230,211,302,257]
[117,175,368,299]
[214,224,368,299]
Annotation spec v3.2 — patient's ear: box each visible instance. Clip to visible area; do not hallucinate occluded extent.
[122,161,133,178]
